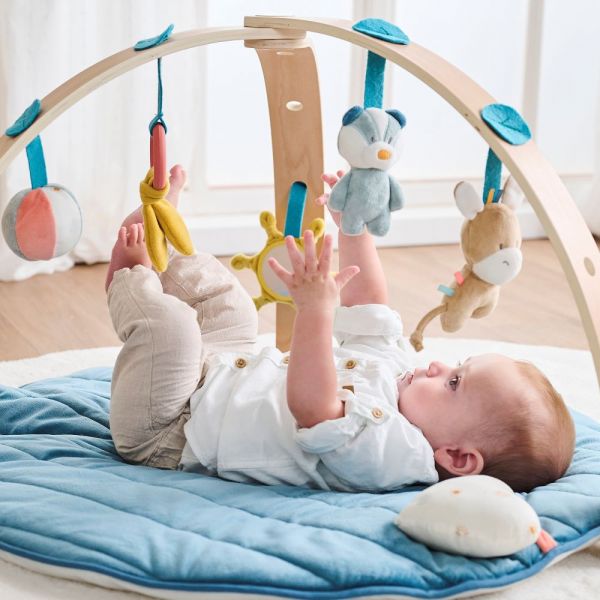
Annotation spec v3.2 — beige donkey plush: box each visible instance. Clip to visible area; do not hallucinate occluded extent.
[410,177,524,352]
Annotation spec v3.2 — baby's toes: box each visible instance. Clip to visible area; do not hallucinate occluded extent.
[126,224,138,246]
[137,223,146,244]
[117,226,128,246]
[169,164,187,188]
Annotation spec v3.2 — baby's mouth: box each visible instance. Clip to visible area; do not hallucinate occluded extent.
[397,371,413,398]
[401,371,413,385]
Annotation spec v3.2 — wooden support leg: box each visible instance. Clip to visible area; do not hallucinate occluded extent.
[248,39,325,351]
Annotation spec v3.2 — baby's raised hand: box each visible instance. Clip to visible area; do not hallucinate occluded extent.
[315,171,345,228]
[268,230,359,312]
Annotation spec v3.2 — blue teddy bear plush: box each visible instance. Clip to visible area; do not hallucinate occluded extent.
[329,106,406,236]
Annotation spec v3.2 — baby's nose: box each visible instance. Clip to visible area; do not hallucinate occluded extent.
[427,361,443,376]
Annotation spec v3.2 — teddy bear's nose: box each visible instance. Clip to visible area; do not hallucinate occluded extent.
[377,149,391,160]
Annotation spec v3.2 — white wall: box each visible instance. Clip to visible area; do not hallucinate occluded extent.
[184,0,600,253]
[1,1,598,260]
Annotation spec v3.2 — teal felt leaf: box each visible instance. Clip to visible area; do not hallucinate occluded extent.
[134,24,174,51]
[352,18,410,44]
[481,104,531,145]
[5,99,41,137]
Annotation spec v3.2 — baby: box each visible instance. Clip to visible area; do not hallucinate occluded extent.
[105,166,575,494]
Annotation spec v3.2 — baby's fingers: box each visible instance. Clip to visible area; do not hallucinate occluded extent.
[317,234,334,275]
[334,265,360,290]
[321,173,339,190]
[284,235,306,274]
[315,193,329,206]
[267,257,294,287]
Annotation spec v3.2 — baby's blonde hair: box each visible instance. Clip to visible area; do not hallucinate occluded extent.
[477,360,575,493]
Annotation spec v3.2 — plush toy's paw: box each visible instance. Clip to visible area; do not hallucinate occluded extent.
[409,331,424,352]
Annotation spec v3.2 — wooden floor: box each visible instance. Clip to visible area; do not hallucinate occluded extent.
[0,238,596,361]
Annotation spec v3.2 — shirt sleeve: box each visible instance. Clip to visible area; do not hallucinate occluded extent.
[333,304,412,370]
[295,394,439,492]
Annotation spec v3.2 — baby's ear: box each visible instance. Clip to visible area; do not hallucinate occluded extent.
[454,181,484,221]
[501,176,524,211]
[434,446,485,477]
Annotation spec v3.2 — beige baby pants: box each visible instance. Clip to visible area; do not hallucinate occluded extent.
[107,252,258,469]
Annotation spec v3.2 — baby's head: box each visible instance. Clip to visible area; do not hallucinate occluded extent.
[397,354,575,492]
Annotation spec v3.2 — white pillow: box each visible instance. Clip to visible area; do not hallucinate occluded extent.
[394,475,540,557]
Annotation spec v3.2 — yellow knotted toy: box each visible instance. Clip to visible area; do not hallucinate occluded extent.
[231,211,325,310]
[139,167,194,272]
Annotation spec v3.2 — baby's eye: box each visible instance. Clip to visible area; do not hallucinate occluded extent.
[449,375,461,391]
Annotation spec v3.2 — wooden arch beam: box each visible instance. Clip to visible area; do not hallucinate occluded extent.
[246,16,600,388]
[0,26,305,173]
[0,17,598,387]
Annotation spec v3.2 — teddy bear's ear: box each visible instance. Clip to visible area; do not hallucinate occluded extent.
[454,181,484,221]
[342,106,364,126]
[501,176,524,211]
[386,109,407,128]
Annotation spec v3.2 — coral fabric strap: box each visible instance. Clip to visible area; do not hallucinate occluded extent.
[150,123,167,191]
[149,57,168,190]
[139,168,193,272]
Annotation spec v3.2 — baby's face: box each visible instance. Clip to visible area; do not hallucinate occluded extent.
[397,354,520,450]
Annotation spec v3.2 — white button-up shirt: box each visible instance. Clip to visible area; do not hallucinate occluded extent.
[180,304,438,492]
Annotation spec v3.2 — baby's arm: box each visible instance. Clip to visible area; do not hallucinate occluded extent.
[268,232,359,428]
[319,172,389,307]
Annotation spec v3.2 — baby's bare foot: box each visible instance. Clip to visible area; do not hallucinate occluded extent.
[121,165,187,229]
[105,223,152,292]
[166,164,186,205]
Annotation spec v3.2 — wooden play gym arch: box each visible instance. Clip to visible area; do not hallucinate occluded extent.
[1,16,599,387]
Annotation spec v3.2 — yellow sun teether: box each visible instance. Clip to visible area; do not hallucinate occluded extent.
[230,211,325,310]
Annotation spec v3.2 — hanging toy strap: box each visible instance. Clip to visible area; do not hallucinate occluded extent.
[149,58,167,191]
[364,52,386,109]
[283,182,308,238]
[352,18,410,109]
[482,149,502,204]
[5,98,48,189]
[480,103,532,205]
[133,24,193,272]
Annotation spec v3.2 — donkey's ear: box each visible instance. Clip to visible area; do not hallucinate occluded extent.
[501,176,524,211]
[454,181,484,220]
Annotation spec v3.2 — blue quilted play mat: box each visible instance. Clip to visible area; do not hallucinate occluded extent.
[2,367,600,599]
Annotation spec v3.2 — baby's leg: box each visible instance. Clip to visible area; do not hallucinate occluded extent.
[160,253,258,357]
[107,226,203,469]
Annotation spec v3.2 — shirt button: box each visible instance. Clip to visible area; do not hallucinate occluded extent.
[345,359,357,369]
[371,407,384,419]
[235,358,247,368]
[282,356,290,364]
